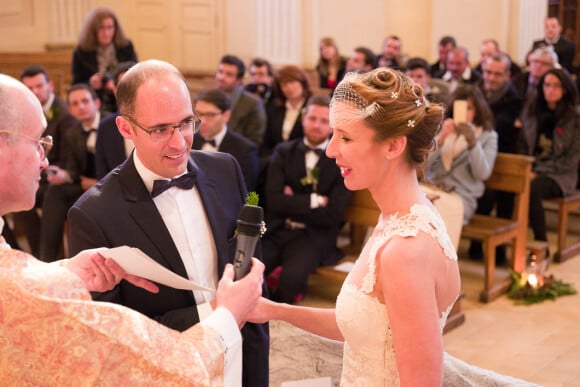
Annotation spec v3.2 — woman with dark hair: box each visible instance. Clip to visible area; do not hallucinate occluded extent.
[316,37,347,90]
[72,6,137,112]
[427,85,497,219]
[518,68,580,243]
[260,65,313,159]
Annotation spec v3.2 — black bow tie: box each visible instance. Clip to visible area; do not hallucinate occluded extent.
[201,138,217,147]
[151,172,196,198]
[300,142,324,156]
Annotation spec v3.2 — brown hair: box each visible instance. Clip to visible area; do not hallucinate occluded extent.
[78,6,131,51]
[272,65,312,106]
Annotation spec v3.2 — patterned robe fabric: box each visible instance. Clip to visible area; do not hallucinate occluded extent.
[0,248,226,386]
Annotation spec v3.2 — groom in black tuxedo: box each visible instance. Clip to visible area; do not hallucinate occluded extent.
[67,60,269,387]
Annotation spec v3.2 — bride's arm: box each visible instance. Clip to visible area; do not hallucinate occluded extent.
[247,297,343,341]
[379,236,444,386]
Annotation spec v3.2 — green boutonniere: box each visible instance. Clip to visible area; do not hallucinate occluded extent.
[300,166,320,192]
[45,105,59,122]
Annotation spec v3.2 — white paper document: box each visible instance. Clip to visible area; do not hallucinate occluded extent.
[100,246,215,292]
[333,261,355,273]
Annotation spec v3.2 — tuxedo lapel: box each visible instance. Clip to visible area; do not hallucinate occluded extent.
[191,155,232,275]
[118,157,189,277]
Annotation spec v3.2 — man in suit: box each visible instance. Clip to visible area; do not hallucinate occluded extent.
[471,53,524,264]
[474,38,521,79]
[11,64,78,255]
[532,17,576,73]
[67,60,269,387]
[405,57,451,106]
[346,46,377,73]
[377,35,403,69]
[442,47,482,93]
[95,61,137,179]
[193,88,259,191]
[512,46,559,106]
[40,84,107,261]
[431,35,456,79]
[215,54,266,146]
[262,95,351,304]
[244,57,275,110]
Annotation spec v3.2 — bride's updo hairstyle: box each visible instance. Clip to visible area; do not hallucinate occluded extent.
[329,68,444,166]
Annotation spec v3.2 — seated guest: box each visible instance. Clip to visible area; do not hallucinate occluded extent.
[244,57,275,109]
[40,84,109,261]
[316,36,347,90]
[215,54,266,146]
[517,68,580,246]
[262,95,351,303]
[431,35,457,78]
[442,47,482,93]
[424,85,497,248]
[474,38,521,79]
[405,57,451,106]
[470,53,524,263]
[193,88,259,191]
[0,72,265,385]
[95,61,136,180]
[261,65,313,160]
[345,46,377,73]
[12,64,78,255]
[377,35,403,69]
[512,46,559,107]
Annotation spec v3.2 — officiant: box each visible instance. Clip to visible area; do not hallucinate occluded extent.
[0,72,265,385]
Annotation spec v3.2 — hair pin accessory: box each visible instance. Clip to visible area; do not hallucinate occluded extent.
[407,120,416,128]
[415,99,422,107]
[390,91,398,99]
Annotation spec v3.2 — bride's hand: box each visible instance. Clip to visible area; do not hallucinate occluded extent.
[246,297,278,324]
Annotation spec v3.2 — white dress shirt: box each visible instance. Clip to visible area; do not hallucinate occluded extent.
[133,151,242,387]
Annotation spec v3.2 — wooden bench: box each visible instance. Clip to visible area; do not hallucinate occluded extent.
[543,191,580,262]
[315,189,465,333]
[460,153,535,303]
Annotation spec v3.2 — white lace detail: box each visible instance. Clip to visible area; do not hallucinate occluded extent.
[361,203,457,294]
[336,202,458,386]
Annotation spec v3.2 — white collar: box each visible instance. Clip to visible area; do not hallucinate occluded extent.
[133,151,189,194]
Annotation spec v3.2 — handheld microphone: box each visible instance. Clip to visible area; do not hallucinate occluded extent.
[233,204,265,280]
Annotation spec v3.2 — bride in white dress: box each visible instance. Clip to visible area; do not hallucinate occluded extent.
[249,68,537,386]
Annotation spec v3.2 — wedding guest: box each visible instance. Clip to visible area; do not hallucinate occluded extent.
[316,36,347,90]
[72,6,138,114]
[517,68,580,245]
[215,54,266,146]
[262,95,350,303]
[431,35,456,78]
[0,72,264,385]
[193,88,259,191]
[532,17,575,73]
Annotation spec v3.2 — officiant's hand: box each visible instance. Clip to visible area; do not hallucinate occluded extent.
[66,249,160,293]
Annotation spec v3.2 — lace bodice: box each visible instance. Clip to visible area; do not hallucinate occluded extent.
[335,203,458,386]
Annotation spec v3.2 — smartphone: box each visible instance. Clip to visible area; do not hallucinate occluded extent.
[453,100,468,123]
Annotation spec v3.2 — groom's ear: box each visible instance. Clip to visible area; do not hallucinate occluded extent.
[116,116,135,139]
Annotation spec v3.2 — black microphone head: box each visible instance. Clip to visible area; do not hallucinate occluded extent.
[237,204,264,236]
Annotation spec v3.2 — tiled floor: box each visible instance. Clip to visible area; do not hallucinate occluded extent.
[302,231,580,387]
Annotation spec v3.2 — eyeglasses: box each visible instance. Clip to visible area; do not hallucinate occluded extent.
[123,115,200,142]
[196,111,223,120]
[0,130,53,159]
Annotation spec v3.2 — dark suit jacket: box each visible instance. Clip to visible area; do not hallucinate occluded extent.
[265,139,351,264]
[430,60,446,78]
[68,151,269,387]
[480,81,524,153]
[261,100,306,159]
[95,113,128,180]
[72,42,138,84]
[193,130,259,191]
[228,86,266,146]
[64,114,111,182]
[45,95,78,167]
[533,37,576,73]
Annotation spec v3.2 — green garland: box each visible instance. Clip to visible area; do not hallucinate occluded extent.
[507,271,577,305]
